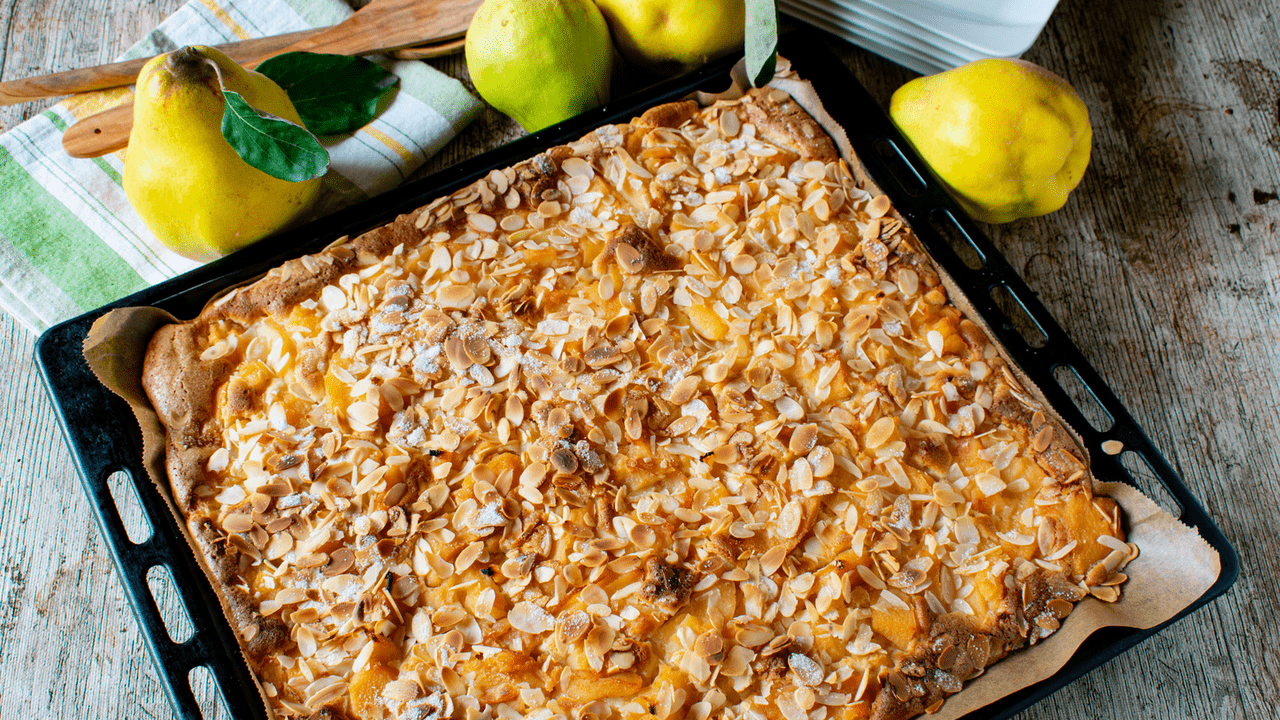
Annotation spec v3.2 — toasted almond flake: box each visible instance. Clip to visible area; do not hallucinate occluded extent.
[500,214,526,232]
[556,610,591,646]
[306,678,348,707]
[927,329,945,356]
[669,376,700,405]
[1097,534,1129,553]
[347,400,380,428]
[789,653,823,686]
[320,285,347,312]
[455,541,484,572]
[856,564,885,590]
[598,274,616,301]
[998,530,1037,546]
[976,473,1007,496]
[586,623,615,667]
[720,110,741,137]
[432,605,468,627]
[866,194,891,218]
[295,625,317,656]
[585,345,623,368]
[469,213,497,233]
[775,396,805,421]
[778,500,803,538]
[266,532,294,560]
[562,156,592,177]
[222,514,253,534]
[705,190,737,205]
[629,524,656,547]
[437,284,476,309]
[865,416,896,448]
[616,242,644,274]
[1101,439,1124,455]
[731,254,758,275]
[582,583,609,607]
[789,423,818,454]
[761,545,788,576]
[1090,585,1121,602]
[789,458,814,491]
[510,601,555,634]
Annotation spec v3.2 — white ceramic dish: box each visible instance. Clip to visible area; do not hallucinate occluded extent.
[780,0,957,74]
[813,0,982,63]
[782,0,1058,73]
[858,0,1058,56]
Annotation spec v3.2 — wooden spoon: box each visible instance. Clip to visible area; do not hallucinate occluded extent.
[62,0,481,159]
[0,30,317,106]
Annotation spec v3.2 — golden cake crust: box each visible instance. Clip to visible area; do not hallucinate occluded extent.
[142,81,1131,720]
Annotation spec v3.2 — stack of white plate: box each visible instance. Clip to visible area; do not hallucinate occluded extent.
[780,0,1059,75]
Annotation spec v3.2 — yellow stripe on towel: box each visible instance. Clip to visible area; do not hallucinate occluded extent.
[362,126,417,168]
[62,88,135,122]
[196,0,253,39]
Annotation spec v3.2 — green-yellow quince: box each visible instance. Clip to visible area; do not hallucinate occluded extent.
[123,45,322,262]
[890,58,1092,224]
[465,0,613,132]
[592,0,745,74]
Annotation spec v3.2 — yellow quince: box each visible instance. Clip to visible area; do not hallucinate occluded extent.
[593,0,744,74]
[465,0,613,132]
[889,58,1092,224]
[124,45,322,261]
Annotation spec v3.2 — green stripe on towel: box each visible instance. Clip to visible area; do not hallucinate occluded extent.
[0,146,148,311]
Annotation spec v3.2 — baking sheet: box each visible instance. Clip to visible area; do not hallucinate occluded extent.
[43,30,1237,720]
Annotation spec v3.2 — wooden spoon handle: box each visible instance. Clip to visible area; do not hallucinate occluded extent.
[390,37,467,60]
[0,29,320,106]
[62,104,132,158]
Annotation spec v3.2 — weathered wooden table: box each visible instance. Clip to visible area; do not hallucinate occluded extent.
[0,0,1274,718]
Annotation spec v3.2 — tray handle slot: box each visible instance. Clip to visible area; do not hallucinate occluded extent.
[189,666,235,720]
[989,283,1049,348]
[147,564,196,644]
[107,469,153,544]
[872,138,928,197]
[1051,365,1116,433]
[928,209,986,270]
[119,555,206,719]
[94,463,242,719]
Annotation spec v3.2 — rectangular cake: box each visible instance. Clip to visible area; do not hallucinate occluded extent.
[142,73,1132,720]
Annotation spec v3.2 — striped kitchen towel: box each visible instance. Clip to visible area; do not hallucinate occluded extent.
[0,0,483,333]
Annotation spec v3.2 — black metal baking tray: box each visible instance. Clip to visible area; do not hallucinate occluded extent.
[36,28,1238,720]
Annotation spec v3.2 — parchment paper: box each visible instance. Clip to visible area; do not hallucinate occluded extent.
[82,57,1223,720]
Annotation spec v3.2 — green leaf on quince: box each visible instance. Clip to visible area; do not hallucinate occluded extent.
[746,0,778,88]
[256,52,399,136]
[220,90,329,183]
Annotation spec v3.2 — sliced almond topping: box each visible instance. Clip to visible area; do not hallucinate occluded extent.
[556,610,592,646]
[866,194,892,218]
[324,547,355,577]
[222,514,253,534]
[789,653,823,686]
[789,423,818,454]
[266,532,294,560]
[761,545,788,576]
[865,416,896,449]
[668,376,700,405]
[584,345,623,368]
[468,213,497,233]
[436,284,476,309]
[616,242,644,274]
[510,601,555,634]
